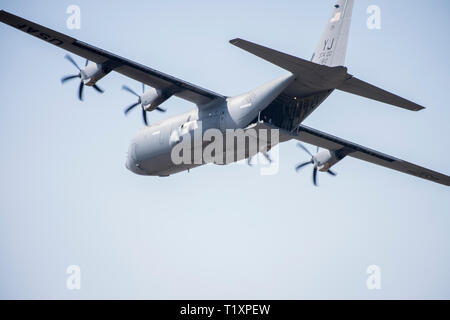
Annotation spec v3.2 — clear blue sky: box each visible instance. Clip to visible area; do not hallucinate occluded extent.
[0,0,449,299]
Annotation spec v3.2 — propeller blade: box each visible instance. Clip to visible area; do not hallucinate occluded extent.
[92,84,104,93]
[122,85,140,98]
[61,74,80,84]
[297,143,313,157]
[313,167,318,186]
[124,102,140,115]
[142,108,148,126]
[327,169,337,176]
[317,146,319,153]
[78,82,84,101]
[142,83,145,94]
[155,107,166,112]
[85,59,88,67]
[65,54,81,71]
[262,152,272,163]
[295,161,312,172]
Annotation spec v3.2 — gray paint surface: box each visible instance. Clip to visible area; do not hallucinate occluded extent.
[0,0,449,300]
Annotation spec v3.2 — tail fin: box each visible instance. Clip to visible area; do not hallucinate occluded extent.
[312,0,354,67]
[230,0,425,112]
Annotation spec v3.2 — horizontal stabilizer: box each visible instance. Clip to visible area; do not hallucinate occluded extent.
[229,38,350,90]
[337,76,425,111]
[230,38,424,112]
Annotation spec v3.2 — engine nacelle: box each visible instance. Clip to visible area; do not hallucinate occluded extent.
[315,149,342,172]
[81,62,109,86]
[141,87,171,111]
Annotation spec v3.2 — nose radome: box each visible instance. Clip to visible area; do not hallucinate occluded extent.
[125,153,133,171]
[125,145,135,172]
[126,154,147,175]
[125,143,146,175]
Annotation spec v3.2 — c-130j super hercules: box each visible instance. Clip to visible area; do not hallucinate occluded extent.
[1,0,449,186]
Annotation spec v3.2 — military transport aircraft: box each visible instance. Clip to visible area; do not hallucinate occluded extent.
[1,0,449,186]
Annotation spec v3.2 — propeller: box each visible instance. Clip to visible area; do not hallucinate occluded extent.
[295,143,336,186]
[61,54,104,101]
[122,83,166,126]
[247,151,272,167]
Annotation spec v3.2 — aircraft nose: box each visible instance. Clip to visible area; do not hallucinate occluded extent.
[125,143,146,175]
[125,154,134,171]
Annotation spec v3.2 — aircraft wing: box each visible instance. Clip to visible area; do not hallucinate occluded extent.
[292,125,450,186]
[0,10,225,105]
[253,121,450,186]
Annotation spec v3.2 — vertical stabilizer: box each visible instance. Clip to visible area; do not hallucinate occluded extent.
[312,0,354,67]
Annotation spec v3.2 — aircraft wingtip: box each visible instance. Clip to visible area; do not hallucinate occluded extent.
[0,9,10,18]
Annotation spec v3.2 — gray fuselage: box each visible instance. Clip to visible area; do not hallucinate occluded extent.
[126,74,295,176]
